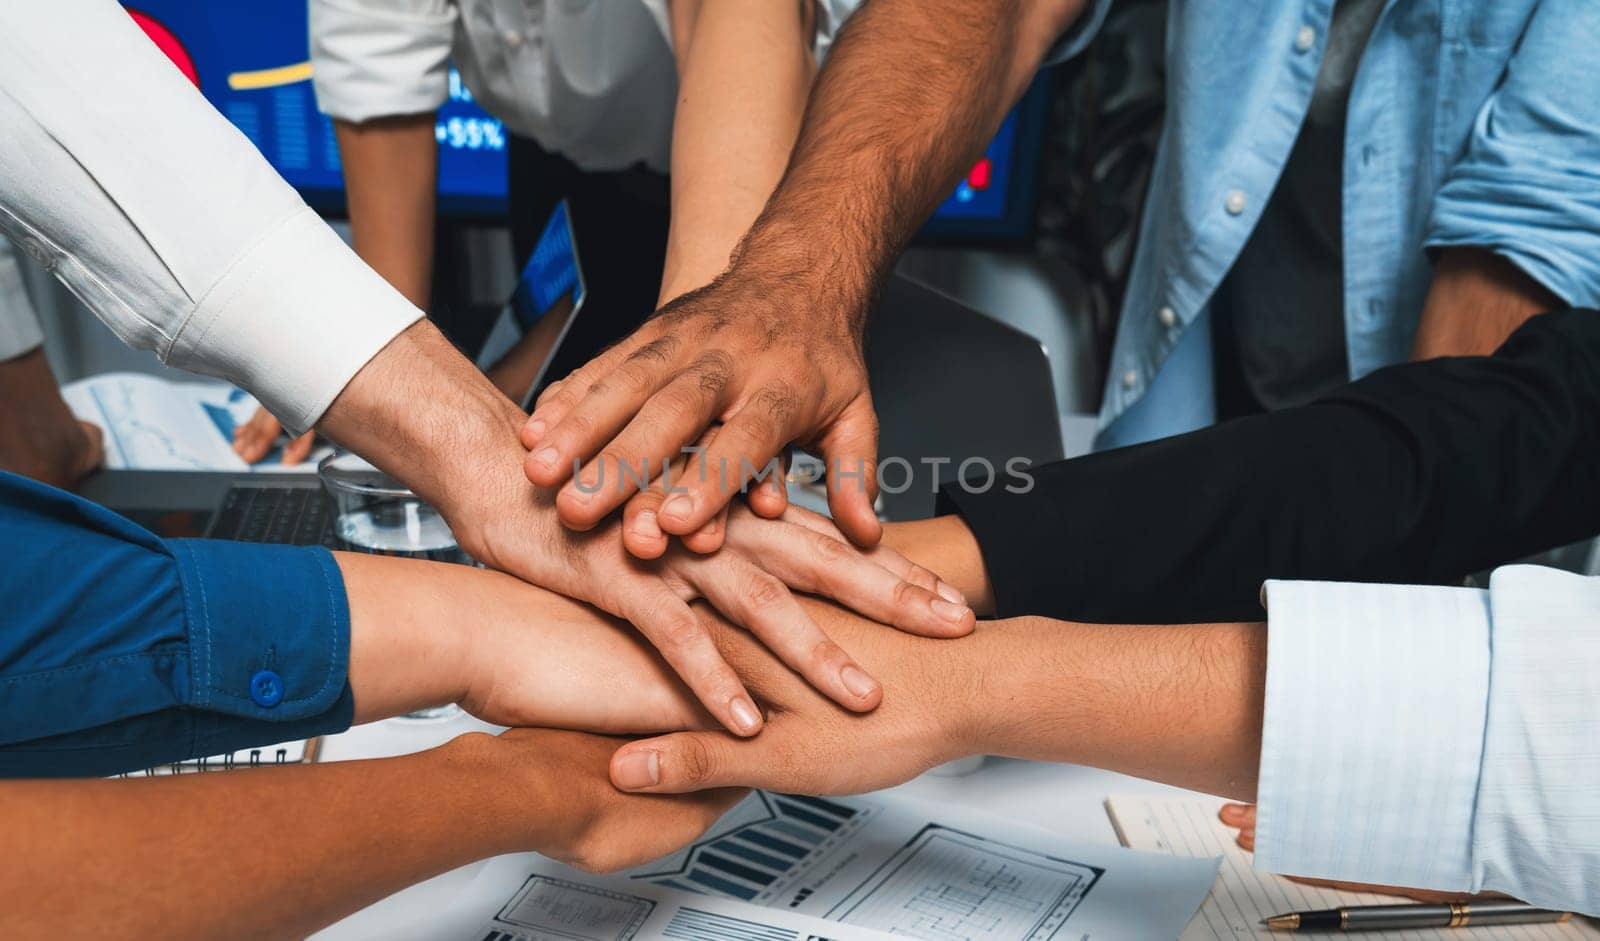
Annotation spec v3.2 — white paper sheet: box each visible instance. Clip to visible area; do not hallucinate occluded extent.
[489,791,1218,941]
[62,371,328,471]
[475,857,902,941]
[1106,795,1600,941]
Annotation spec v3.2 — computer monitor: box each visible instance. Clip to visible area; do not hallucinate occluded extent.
[912,75,1053,248]
[124,1,506,218]
[126,1,1049,238]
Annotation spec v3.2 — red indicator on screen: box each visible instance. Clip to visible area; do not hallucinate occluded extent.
[967,157,993,191]
[127,9,200,88]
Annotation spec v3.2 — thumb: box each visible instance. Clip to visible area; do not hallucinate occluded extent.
[817,396,882,547]
[611,732,774,794]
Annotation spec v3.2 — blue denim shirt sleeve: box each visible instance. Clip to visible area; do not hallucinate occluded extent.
[1426,3,1600,307]
[0,472,353,777]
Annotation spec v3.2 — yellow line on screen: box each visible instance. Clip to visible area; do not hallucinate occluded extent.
[227,61,314,91]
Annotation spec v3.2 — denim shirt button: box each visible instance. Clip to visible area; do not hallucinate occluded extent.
[250,670,284,708]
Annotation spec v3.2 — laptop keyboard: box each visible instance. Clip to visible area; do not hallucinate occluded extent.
[208,485,334,547]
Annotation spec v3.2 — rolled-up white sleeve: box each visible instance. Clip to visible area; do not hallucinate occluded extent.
[310,0,456,123]
[0,0,421,433]
[0,234,45,362]
[1255,569,1600,917]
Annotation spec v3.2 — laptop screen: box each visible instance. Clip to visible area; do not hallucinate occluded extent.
[477,200,587,410]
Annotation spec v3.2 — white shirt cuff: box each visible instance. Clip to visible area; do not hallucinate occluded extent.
[1471,565,1600,914]
[164,208,421,434]
[310,0,454,122]
[1254,579,1491,893]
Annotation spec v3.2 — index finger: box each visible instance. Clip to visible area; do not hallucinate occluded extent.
[656,385,797,536]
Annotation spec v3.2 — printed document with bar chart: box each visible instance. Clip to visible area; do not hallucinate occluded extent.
[475,791,1218,941]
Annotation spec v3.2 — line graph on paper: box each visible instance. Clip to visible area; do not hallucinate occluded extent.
[828,827,1103,941]
[89,381,219,470]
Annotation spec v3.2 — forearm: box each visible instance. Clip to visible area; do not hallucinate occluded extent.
[729,0,1083,324]
[1411,247,1561,360]
[958,617,1266,800]
[658,0,816,304]
[0,739,523,940]
[335,114,438,308]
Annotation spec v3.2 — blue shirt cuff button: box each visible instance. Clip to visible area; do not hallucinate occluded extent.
[250,669,284,708]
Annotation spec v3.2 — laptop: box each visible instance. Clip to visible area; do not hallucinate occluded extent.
[864,273,1063,520]
[477,198,588,410]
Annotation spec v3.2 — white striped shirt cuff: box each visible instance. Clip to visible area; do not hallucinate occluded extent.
[1254,579,1491,892]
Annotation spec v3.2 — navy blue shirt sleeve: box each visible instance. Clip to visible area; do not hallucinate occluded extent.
[0,472,353,777]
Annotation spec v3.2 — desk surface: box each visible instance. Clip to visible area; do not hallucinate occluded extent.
[309,711,1202,941]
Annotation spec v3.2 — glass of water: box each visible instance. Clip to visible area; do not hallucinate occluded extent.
[318,451,467,719]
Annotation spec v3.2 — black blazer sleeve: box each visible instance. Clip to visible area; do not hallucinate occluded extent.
[938,308,1600,623]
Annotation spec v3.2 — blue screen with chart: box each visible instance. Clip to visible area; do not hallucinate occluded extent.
[122,0,506,215]
[123,1,1046,236]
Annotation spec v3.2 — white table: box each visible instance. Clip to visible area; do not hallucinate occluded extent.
[310,711,1203,941]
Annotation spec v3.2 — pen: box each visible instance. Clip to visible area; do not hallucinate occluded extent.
[1262,901,1572,932]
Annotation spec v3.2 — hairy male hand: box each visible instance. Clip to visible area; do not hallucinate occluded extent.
[522,273,882,549]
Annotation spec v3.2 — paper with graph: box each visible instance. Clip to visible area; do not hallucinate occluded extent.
[62,372,327,470]
[474,863,900,941]
[1106,795,1600,941]
[480,791,1218,941]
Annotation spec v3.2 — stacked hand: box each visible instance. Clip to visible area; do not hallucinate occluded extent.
[456,473,974,737]
[521,273,882,552]
[606,595,979,795]
[319,320,970,741]
[444,729,744,874]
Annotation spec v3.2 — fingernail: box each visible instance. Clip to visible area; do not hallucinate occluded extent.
[661,494,693,522]
[729,696,762,734]
[1219,804,1247,822]
[526,419,546,441]
[935,581,967,605]
[613,749,660,789]
[840,664,878,699]
[931,598,970,622]
[631,510,660,539]
[531,447,559,470]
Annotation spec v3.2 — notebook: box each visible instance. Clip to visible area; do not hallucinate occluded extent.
[1106,795,1600,941]
[114,738,320,777]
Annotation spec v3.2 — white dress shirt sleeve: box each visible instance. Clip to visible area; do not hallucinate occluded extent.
[310,0,457,123]
[0,234,45,362]
[1256,569,1600,917]
[0,0,421,434]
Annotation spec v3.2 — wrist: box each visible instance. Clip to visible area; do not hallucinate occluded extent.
[428,731,570,857]
[727,221,875,338]
[318,321,530,540]
[341,553,473,723]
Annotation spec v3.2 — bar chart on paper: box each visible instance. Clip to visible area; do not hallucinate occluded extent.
[605,792,1217,940]
[631,793,867,901]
